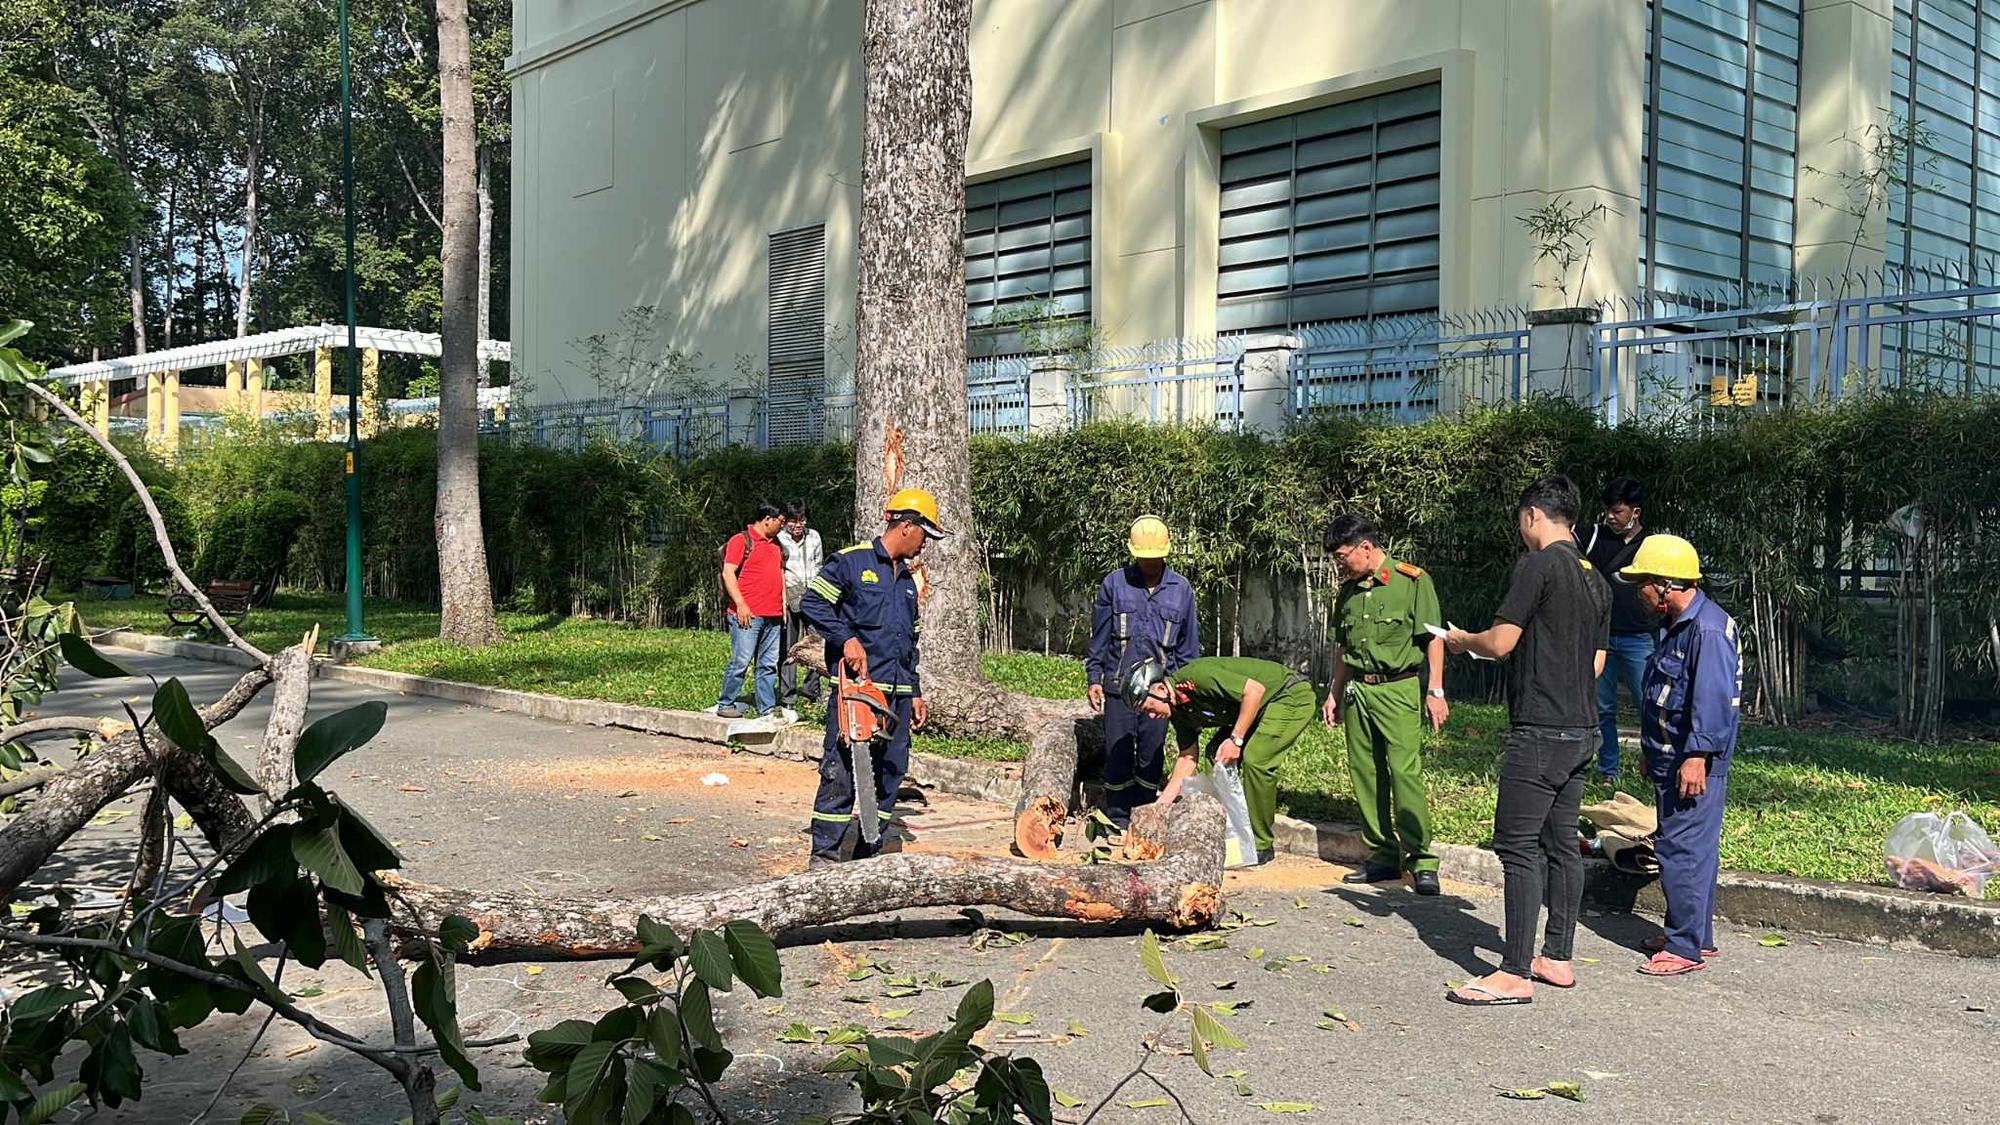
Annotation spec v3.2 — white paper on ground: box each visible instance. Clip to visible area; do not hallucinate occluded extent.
[700,772,731,787]
[1427,622,1494,660]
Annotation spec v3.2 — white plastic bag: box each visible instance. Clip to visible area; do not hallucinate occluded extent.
[1185,763,1259,869]
[1884,811,2000,896]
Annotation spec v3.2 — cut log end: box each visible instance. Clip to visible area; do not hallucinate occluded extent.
[1013,795,1066,861]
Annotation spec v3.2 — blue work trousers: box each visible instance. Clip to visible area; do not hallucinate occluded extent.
[1101,697,1168,826]
[1650,752,1730,962]
[811,696,914,860]
[718,614,782,715]
[1596,633,1656,775]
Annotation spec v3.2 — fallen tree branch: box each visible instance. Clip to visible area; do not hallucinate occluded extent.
[0,663,272,900]
[0,767,61,799]
[0,716,109,747]
[24,379,269,664]
[257,634,315,812]
[387,793,1225,961]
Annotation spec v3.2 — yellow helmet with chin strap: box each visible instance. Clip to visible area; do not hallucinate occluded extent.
[885,487,949,539]
[1128,515,1171,559]
[1619,533,1702,584]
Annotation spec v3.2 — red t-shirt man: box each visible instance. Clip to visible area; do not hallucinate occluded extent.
[723,522,786,620]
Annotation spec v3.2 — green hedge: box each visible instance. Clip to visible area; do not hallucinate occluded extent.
[36,395,2000,716]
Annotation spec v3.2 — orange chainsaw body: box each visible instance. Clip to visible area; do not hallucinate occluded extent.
[838,667,897,745]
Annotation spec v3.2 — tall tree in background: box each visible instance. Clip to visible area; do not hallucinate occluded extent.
[432,0,500,646]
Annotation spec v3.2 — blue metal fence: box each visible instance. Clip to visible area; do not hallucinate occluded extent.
[1290,309,1529,422]
[1067,338,1246,428]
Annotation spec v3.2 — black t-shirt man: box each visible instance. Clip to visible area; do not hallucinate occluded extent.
[1580,522,1654,636]
[1494,540,1611,729]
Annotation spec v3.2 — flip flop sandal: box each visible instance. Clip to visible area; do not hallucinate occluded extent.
[1530,970,1576,989]
[1637,952,1705,977]
[1641,936,1718,958]
[1445,983,1533,1007]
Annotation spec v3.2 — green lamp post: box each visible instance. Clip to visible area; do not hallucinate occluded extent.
[337,0,375,648]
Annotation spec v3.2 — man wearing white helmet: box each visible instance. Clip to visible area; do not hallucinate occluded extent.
[1085,516,1200,831]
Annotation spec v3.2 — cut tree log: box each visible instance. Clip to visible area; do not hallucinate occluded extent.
[386,792,1225,962]
[0,663,273,900]
[257,634,316,812]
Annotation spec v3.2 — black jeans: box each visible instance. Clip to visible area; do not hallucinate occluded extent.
[1493,725,1594,978]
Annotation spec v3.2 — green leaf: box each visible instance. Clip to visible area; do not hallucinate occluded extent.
[1123,1098,1171,1109]
[691,1045,732,1083]
[823,1026,866,1045]
[219,824,300,895]
[1139,929,1172,987]
[6,986,88,1023]
[1180,934,1229,951]
[292,819,364,896]
[1546,1081,1586,1103]
[0,320,29,347]
[1758,932,1790,947]
[27,1082,87,1125]
[721,920,782,997]
[1236,1082,1254,1098]
[645,1005,684,1068]
[238,1105,281,1125]
[324,899,371,976]
[413,958,481,1091]
[624,1057,673,1125]
[866,1035,918,1067]
[680,979,721,1049]
[525,1019,596,1072]
[1245,946,1265,961]
[1192,1005,1244,1050]
[231,937,284,1001]
[437,914,480,953]
[1256,1102,1316,1113]
[57,633,131,679]
[153,679,262,796]
[612,977,663,1005]
[665,1103,698,1125]
[775,1022,816,1044]
[561,1041,620,1123]
[90,1022,143,1104]
[1066,1019,1088,1037]
[951,979,994,1037]
[688,929,734,992]
[294,702,388,783]
[337,803,403,874]
[818,1048,868,1074]
[992,1012,1032,1025]
[1495,1088,1547,1101]
[1053,1089,1086,1109]
[1191,1027,1211,1075]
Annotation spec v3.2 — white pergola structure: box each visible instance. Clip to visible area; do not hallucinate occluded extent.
[48,325,510,450]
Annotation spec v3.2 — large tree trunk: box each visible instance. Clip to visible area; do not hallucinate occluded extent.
[235,129,262,338]
[433,0,502,648]
[476,143,493,389]
[388,794,1224,961]
[0,665,273,900]
[162,170,177,349]
[127,226,149,355]
[852,0,1095,860]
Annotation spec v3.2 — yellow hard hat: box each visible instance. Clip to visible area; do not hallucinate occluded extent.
[1619,533,1702,583]
[1128,515,1171,559]
[885,487,948,539]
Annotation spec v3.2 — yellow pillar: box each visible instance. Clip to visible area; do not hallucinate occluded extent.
[144,372,164,442]
[358,347,381,438]
[314,347,334,440]
[84,383,111,437]
[162,370,181,457]
[245,356,266,423]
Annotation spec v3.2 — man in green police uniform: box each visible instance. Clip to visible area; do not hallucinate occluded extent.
[1322,514,1449,895]
[1125,654,1317,865]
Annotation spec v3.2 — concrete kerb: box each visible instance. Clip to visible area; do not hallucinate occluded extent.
[93,630,2000,957]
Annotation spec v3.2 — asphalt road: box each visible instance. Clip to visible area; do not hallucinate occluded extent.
[5,651,1994,1125]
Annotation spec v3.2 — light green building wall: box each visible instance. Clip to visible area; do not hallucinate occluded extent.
[509,0,1896,406]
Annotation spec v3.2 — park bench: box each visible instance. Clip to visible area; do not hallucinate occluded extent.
[166,579,261,629]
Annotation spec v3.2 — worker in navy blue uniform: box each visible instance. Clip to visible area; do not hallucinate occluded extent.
[798,487,944,864]
[1086,516,1200,830]
[1619,534,1741,977]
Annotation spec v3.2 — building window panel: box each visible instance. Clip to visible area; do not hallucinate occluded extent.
[1643,0,1802,301]
[965,159,1092,353]
[1216,84,1442,336]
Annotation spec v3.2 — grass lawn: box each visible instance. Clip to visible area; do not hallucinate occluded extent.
[71,591,2000,891]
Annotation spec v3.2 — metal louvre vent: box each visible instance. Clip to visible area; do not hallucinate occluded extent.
[1641,0,1802,301]
[1216,84,1442,334]
[964,160,1092,342]
[767,224,826,447]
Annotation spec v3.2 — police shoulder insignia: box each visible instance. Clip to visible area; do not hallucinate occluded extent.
[839,543,872,555]
[1579,559,1594,570]
[860,569,880,584]
[1394,561,1424,578]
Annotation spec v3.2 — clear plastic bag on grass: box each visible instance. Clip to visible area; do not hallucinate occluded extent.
[1883,811,2000,896]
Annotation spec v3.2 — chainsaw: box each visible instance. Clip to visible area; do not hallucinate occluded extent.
[836,664,900,845]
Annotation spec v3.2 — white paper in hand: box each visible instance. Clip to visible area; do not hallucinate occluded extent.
[1429,622,1494,660]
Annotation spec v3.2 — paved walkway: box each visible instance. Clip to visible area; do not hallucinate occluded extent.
[7,651,1994,1124]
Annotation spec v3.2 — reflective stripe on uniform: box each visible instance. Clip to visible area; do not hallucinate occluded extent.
[812,811,853,823]
[1656,683,1672,707]
[809,576,842,604]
